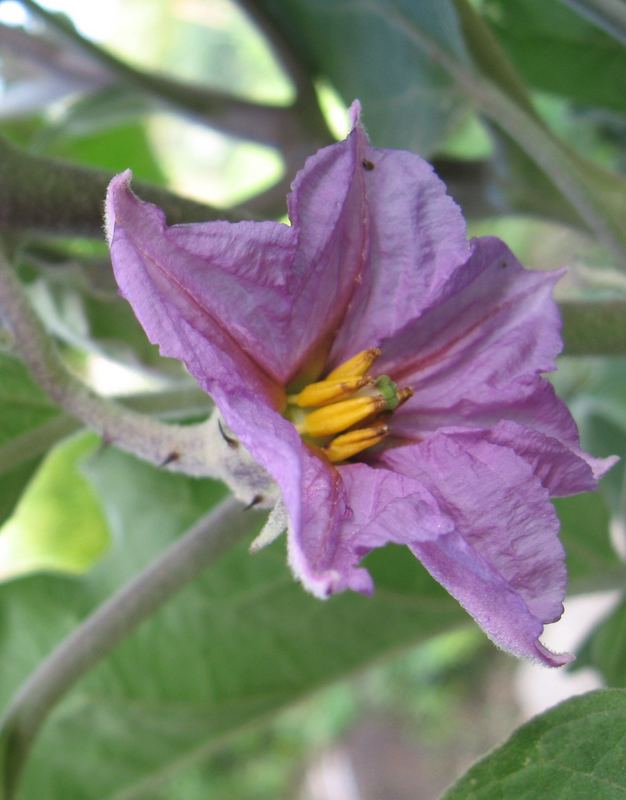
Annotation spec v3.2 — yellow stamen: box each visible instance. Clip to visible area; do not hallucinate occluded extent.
[298,396,386,438]
[326,348,381,381]
[289,376,371,408]
[324,425,388,463]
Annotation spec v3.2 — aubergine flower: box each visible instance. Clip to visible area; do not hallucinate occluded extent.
[105,103,615,666]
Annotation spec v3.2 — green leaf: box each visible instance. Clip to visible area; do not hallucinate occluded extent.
[0,433,110,580]
[442,689,626,799]
[575,599,626,687]
[0,353,63,526]
[0,447,463,798]
[483,0,626,112]
[0,354,57,446]
[254,0,470,154]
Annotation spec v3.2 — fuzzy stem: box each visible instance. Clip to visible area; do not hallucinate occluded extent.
[0,134,243,237]
[0,246,218,475]
[0,386,212,477]
[0,495,261,799]
[235,0,324,120]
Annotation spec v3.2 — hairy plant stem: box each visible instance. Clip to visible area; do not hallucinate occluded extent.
[0,495,262,800]
[0,246,218,475]
[0,134,243,236]
[235,0,321,114]
[0,387,212,477]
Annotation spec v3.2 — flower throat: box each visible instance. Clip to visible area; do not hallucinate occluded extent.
[285,348,412,463]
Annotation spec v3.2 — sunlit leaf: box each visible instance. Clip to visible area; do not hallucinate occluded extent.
[0,433,109,580]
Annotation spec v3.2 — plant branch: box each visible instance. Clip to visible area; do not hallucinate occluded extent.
[0,386,212,477]
[235,0,321,115]
[0,21,110,87]
[19,0,315,149]
[0,495,262,799]
[0,245,219,475]
[0,134,244,236]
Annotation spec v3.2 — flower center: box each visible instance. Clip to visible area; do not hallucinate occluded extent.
[285,348,412,463]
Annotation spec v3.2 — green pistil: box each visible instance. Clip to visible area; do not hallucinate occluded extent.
[375,375,400,410]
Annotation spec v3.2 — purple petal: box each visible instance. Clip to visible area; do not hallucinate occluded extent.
[391,370,616,497]
[393,377,579,444]
[106,117,369,384]
[330,134,470,366]
[379,237,563,408]
[484,421,616,496]
[378,432,572,666]
[394,420,607,498]
[288,461,453,597]
[282,120,369,377]
[106,171,292,392]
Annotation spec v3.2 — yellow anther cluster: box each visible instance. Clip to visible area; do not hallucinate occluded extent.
[286,348,411,463]
[299,395,387,438]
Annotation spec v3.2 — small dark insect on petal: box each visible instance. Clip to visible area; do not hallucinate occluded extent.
[362,159,375,171]
[218,419,239,449]
[244,494,264,510]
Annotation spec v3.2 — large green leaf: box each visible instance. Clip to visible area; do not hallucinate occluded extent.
[443,689,626,799]
[253,0,470,154]
[483,0,626,112]
[0,446,464,798]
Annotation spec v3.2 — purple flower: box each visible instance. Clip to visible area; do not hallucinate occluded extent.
[105,102,615,666]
